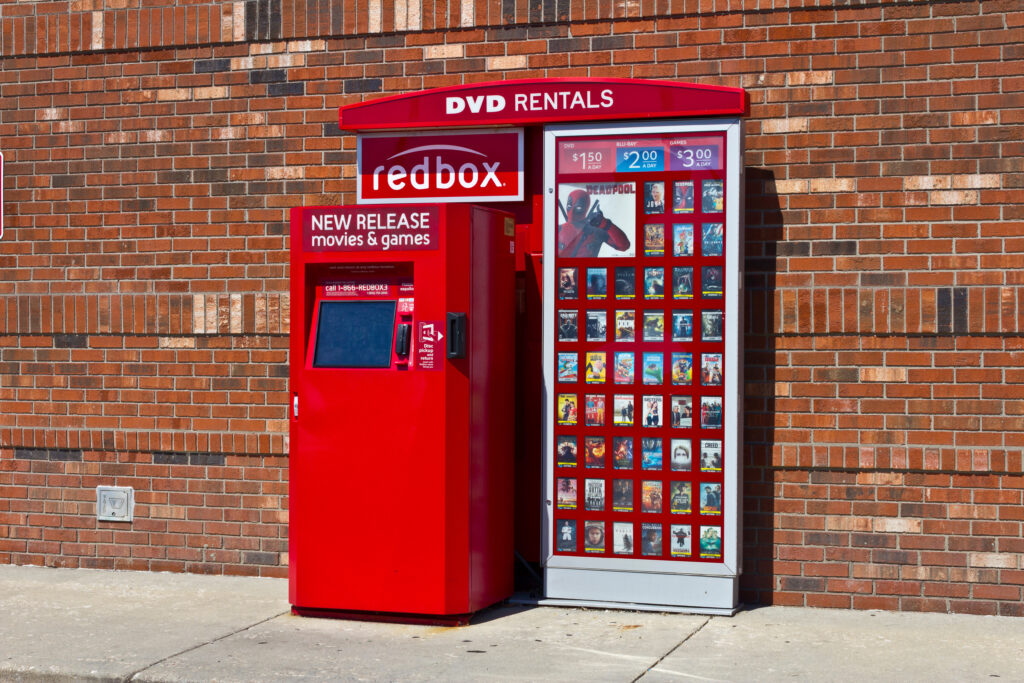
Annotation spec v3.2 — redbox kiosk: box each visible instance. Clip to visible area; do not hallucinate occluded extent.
[288,203,516,620]
[329,78,746,616]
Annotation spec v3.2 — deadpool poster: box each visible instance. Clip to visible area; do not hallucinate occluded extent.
[557,182,636,258]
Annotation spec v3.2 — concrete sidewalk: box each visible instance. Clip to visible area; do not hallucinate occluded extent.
[2,565,1023,682]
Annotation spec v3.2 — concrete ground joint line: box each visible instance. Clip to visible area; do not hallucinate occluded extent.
[631,615,712,683]
[123,610,290,682]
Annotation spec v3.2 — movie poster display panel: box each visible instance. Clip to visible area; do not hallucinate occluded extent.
[547,127,733,572]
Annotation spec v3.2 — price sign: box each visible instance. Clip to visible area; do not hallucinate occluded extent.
[669,143,721,170]
[558,143,613,174]
[616,146,664,172]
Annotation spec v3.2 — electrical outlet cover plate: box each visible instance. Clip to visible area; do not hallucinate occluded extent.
[96,486,134,522]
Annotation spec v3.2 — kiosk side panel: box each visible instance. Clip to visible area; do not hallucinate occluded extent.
[468,207,517,611]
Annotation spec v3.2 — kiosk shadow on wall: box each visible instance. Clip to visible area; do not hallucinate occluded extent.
[740,168,782,606]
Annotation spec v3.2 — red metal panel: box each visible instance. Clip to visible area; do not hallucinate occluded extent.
[340,78,748,131]
[514,251,544,562]
[467,206,516,608]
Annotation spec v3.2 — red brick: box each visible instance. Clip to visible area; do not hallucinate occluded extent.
[1,1,1022,613]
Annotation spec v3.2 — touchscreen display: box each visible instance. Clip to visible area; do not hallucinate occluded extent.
[313,300,396,368]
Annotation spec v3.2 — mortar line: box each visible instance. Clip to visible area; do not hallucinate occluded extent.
[631,615,712,683]
[123,610,290,682]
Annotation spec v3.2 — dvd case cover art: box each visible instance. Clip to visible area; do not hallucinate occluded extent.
[612,435,633,469]
[701,352,723,386]
[643,267,664,299]
[672,223,693,256]
[613,351,635,384]
[701,179,724,213]
[702,266,723,298]
[556,518,577,552]
[584,478,606,511]
[700,440,724,473]
[641,437,662,470]
[558,267,578,300]
[584,394,606,426]
[701,439,723,472]
[644,223,665,257]
[613,521,634,555]
[701,309,723,342]
[615,310,635,341]
[557,182,637,259]
[584,435,606,468]
[557,394,577,425]
[584,521,606,553]
[614,266,635,299]
[557,352,578,383]
[671,395,693,428]
[670,524,692,557]
[558,310,579,342]
[613,395,634,427]
[585,310,607,342]
[642,395,663,427]
[586,267,608,299]
[672,310,694,342]
[642,310,664,341]
[673,266,694,299]
[700,482,723,515]
[556,477,578,509]
[642,352,664,385]
[644,181,666,215]
[701,222,724,257]
[641,522,663,556]
[701,396,723,429]
[585,351,607,384]
[556,435,578,467]
[670,481,692,514]
[699,525,723,559]
[673,181,694,214]
[641,480,663,513]
[671,352,693,385]
[612,479,633,511]
[670,438,692,472]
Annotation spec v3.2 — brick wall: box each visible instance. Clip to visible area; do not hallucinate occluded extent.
[1,1,1022,609]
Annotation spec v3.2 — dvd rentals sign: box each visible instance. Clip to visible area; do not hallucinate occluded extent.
[340,79,747,132]
[357,129,523,204]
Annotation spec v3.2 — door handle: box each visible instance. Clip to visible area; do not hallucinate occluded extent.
[446,312,467,359]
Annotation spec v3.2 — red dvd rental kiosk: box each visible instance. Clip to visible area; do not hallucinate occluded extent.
[315,78,746,616]
[289,203,516,620]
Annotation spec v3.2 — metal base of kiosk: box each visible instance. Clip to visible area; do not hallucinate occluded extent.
[540,567,739,615]
[522,597,738,617]
[291,606,475,627]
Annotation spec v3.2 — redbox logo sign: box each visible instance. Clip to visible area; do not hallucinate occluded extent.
[357,129,524,204]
